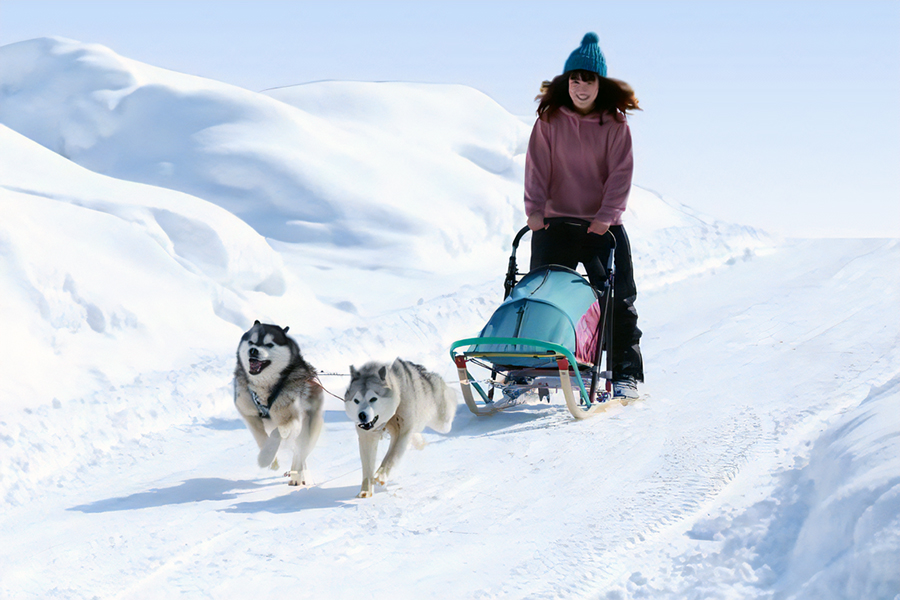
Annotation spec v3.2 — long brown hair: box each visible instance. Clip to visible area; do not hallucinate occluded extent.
[536,70,640,122]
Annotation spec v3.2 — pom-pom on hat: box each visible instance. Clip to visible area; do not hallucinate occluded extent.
[563,32,607,77]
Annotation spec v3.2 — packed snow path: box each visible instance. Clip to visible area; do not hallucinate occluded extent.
[2,237,896,599]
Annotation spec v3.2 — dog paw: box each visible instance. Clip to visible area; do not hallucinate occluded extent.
[358,477,376,498]
[288,470,309,486]
[373,469,388,486]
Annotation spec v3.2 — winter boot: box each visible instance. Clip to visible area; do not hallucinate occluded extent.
[612,377,639,400]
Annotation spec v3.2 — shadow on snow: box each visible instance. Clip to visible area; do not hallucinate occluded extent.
[68,477,275,513]
[221,484,361,513]
[69,403,571,514]
[445,399,574,439]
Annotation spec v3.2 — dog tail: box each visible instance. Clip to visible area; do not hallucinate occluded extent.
[432,385,458,434]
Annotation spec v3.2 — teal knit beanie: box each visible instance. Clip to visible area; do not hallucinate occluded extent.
[563,32,607,77]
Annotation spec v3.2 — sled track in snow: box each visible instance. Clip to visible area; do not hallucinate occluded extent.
[470,402,767,599]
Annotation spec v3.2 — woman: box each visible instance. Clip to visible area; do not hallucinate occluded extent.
[524,32,643,399]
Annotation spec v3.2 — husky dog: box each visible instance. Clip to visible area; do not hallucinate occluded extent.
[234,321,324,486]
[344,358,457,498]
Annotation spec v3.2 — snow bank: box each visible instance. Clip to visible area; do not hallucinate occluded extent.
[1,124,284,398]
[0,124,331,504]
[773,376,900,598]
[0,37,530,280]
[623,186,770,290]
[607,323,900,600]
[649,376,900,600]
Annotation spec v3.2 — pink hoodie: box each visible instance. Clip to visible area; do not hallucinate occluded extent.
[524,106,633,226]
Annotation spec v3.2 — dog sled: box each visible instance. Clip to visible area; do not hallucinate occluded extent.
[450,225,620,420]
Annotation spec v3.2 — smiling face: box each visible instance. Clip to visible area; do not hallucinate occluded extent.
[568,70,599,114]
[238,322,294,380]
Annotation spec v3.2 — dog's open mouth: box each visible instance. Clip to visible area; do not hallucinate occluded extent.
[357,415,379,431]
[249,359,271,375]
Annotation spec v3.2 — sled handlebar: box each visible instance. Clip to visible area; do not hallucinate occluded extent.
[504,224,616,299]
[511,225,531,250]
[504,226,532,298]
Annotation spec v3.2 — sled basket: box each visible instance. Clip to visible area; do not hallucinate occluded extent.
[470,267,596,368]
[450,227,619,420]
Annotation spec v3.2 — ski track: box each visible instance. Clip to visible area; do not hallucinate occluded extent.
[1,238,898,599]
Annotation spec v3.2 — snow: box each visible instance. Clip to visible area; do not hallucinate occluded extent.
[1,37,897,599]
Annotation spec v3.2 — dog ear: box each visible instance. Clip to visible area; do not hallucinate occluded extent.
[282,326,290,334]
[378,366,387,381]
[254,319,261,325]
[349,365,357,378]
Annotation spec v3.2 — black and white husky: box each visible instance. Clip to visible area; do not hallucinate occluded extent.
[344,358,457,498]
[234,321,324,486]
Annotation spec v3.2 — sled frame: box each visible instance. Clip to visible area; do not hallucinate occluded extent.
[450,337,618,419]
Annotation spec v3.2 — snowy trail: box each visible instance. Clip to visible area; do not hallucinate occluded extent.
[1,238,897,600]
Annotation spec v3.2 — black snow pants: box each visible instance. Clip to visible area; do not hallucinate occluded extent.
[530,218,644,382]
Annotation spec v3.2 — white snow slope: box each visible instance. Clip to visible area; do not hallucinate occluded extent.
[0,38,897,600]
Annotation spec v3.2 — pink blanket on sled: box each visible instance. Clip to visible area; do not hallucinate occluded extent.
[575,301,602,365]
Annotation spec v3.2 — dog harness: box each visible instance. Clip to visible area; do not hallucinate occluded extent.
[244,365,341,419]
[247,361,299,419]
[249,389,271,419]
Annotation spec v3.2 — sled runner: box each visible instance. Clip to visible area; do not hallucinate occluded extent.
[450,225,619,420]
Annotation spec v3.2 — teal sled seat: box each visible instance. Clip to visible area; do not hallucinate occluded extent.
[450,226,620,420]
[472,267,596,369]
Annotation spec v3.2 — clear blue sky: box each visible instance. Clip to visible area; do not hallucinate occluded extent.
[2,0,898,237]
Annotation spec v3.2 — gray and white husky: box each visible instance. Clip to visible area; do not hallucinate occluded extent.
[344,358,457,498]
[234,321,324,486]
